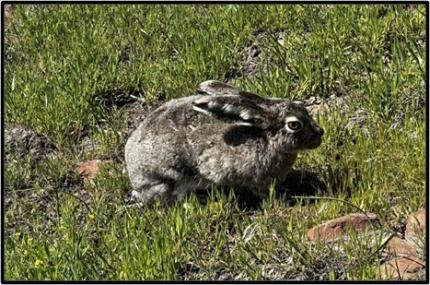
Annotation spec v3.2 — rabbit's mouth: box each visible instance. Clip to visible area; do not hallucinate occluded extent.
[306,135,323,149]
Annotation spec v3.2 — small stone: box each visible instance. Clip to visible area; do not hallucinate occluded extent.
[76,159,103,181]
[380,257,425,280]
[405,208,425,241]
[385,237,419,257]
[307,213,380,242]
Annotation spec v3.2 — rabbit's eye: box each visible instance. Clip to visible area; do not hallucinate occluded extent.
[288,121,302,130]
[285,116,303,132]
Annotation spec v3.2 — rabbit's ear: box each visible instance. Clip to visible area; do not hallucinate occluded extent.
[197,80,267,103]
[197,80,241,96]
[192,95,270,129]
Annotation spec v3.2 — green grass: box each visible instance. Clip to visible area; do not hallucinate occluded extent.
[4,4,426,281]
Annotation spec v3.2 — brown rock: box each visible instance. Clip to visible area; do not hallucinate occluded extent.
[385,237,419,257]
[380,257,425,280]
[405,208,425,241]
[76,159,103,181]
[307,213,380,242]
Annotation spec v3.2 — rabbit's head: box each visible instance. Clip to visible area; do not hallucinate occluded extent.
[272,101,324,152]
[192,92,324,153]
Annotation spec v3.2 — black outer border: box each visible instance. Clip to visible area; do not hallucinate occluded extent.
[0,1,428,284]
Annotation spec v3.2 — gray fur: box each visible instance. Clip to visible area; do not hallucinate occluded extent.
[125,80,324,204]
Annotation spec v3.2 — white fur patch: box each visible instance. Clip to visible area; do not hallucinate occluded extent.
[285,116,300,123]
[235,121,253,127]
[193,105,213,116]
[223,104,236,113]
[207,101,218,108]
[240,110,252,120]
[131,190,145,201]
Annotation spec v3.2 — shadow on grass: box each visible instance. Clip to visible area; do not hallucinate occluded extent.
[277,165,361,207]
[198,166,358,210]
[192,168,330,211]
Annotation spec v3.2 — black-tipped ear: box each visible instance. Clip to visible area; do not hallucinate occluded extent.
[293,100,305,108]
[197,80,241,96]
[197,80,266,103]
[192,95,270,129]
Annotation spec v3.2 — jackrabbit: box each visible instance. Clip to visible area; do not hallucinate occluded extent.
[125,80,324,204]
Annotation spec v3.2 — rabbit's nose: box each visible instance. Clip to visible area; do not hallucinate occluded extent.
[315,126,324,136]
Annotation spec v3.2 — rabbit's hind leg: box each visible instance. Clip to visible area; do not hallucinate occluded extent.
[131,176,174,204]
[171,176,205,202]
